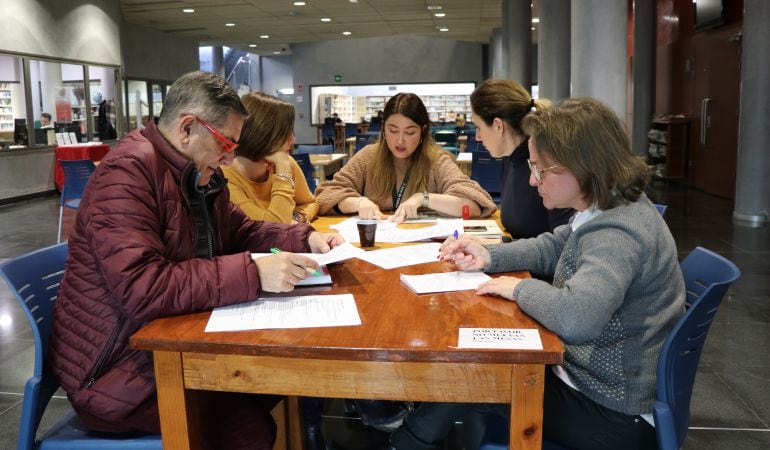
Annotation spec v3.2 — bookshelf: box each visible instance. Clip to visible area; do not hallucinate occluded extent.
[0,85,14,133]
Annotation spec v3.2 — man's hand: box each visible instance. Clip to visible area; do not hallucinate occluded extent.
[308,232,345,253]
[254,252,319,292]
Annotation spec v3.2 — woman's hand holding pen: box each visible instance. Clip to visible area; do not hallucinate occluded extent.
[254,252,320,293]
[438,236,491,271]
[308,231,344,253]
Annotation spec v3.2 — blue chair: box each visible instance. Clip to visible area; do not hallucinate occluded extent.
[368,118,382,133]
[295,144,333,155]
[355,133,378,153]
[0,243,162,450]
[654,246,740,450]
[471,151,503,204]
[344,123,360,138]
[480,247,741,450]
[321,121,336,146]
[464,135,480,153]
[655,204,668,216]
[57,159,95,243]
[293,152,316,191]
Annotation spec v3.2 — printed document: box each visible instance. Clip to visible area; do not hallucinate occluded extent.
[457,328,543,350]
[399,271,491,294]
[251,241,365,267]
[357,243,441,269]
[330,217,463,243]
[205,294,361,332]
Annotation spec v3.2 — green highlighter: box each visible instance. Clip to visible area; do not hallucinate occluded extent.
[269,247,321,276]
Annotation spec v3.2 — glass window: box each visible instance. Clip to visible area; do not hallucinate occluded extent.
[151,83,163,118]
[89,65,119,141]
[0,54,28,148]
[29,59,87,144]
[126,79,149,131]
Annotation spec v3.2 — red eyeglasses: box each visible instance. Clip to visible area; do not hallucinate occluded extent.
[196,117,239,153]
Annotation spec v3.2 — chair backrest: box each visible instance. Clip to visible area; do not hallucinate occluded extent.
[295,144,333,154]
[465,135,480,153]
[59,159,95,205]
[355,133,378,153]
[433,130,458,146]
[293,152,316,191]
[0,243,68,449]
[321,122,336,139]
[345,123,359,137]
[654,247,741,450]
[471,151,503,195]
[368,117,382,132]
[655,203,668,216]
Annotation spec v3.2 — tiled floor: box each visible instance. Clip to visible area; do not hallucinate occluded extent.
[0,182,769,449]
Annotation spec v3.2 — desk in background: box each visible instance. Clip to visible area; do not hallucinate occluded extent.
[131,217,562,450]
[54,143,110,190]
[309,153,345,182]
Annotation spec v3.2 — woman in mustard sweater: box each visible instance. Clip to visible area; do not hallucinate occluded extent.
[223,92,319,224]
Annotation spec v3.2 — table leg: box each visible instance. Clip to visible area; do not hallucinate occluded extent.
[287,396,304,450]
[154,351,201,450]
[509,364,545,450]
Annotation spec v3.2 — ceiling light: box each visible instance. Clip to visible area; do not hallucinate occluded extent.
[182,8,195,13]
[350,0,359,3]
[427,6,442,10]
[225,23,235,27]
[434,13,446,17]
[293,1,306,5]
[532,17,540,23]
[321,17,331,22]
[531,27,536,31]
[273,51,281,54]
[249,44,257,47]
[439,27,449,32]
[261,34,270,38]
[342,31,352,36]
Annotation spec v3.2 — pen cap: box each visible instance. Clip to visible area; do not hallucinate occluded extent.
[462,205,470,220]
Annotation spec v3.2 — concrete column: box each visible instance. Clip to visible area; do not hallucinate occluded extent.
[491,28,504,79]
[502,0,532,86]
[631,0,656,156]
[538,0,570,101]
[571,0,628,120]
[211,46,225,78]
[734,0,770,226]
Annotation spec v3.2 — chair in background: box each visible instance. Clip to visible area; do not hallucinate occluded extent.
[654,246,740,450]
[655,204,668,216]
[464,135,480,153]
[293,152,317,191]
[344,123,360,138]
[355,133,378,153]
[479,247,741,450]
[57,159,95,243]
[0,243,163,450]
[471,151,503,204]
[321,121,336,146]
[368,118,382,133]
[295,144,334,155]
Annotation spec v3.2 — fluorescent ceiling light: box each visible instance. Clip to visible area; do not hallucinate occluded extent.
[293,1,306,5]
[273,51,281,54]
[261,34,270,38]
[439,27,449,32]
[427,6,442,10]
[532,17,540,23]
[342,31,352,36]
[435,13,445,17]
[182,8,194,13]
[249,44,257,47]
[321,17,332,22]
[225,23,235,27]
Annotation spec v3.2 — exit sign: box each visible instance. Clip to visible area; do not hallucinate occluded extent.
[334,74,342,82]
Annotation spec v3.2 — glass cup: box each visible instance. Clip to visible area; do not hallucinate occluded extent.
[356,219,377,247]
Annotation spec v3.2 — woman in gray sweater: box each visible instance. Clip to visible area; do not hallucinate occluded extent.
[390,98,685,450]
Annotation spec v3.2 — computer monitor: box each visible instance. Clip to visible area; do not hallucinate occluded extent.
[34,128,51,146]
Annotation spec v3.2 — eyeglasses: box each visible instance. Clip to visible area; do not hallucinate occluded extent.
[527,158,559,183]
[196,117,238,153]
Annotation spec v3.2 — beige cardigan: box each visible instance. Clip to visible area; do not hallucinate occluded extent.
[315,144,497,217]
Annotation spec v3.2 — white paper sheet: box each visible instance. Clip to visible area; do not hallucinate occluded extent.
[251,241,365,267]
[457,328,543,350]
[205,294,361,332]
[357,243,441,270]
[399,271,491,294]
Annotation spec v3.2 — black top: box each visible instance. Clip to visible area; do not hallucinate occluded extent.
[500,140,573,239]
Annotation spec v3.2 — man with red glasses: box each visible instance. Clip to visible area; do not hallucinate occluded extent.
[49,71,343,450]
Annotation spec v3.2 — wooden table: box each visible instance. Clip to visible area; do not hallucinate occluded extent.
[309,153,346,181]
[131,218,562,450]
[456,151,473,177]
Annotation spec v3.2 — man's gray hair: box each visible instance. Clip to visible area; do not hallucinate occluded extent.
[158,71,247,129]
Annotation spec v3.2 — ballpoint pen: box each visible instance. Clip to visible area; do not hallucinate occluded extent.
[269,247,321,276]
[454,229,459,240]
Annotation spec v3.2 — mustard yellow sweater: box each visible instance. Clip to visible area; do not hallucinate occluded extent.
[222,157,319,224]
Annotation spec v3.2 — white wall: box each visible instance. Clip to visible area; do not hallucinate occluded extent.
[261,56,294,97]
[290,35,484,143]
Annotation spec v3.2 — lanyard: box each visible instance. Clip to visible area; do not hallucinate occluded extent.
[391,169,411,210]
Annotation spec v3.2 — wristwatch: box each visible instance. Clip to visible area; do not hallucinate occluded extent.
[292,211,307,223]
[422,191,430,209]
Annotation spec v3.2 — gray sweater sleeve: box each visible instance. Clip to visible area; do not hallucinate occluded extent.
[485,223,571,277]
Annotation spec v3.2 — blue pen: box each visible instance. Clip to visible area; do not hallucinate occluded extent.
[269,247,321,276]
[454,229,459,240]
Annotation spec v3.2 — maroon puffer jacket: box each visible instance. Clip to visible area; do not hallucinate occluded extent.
[48,121,314,431]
